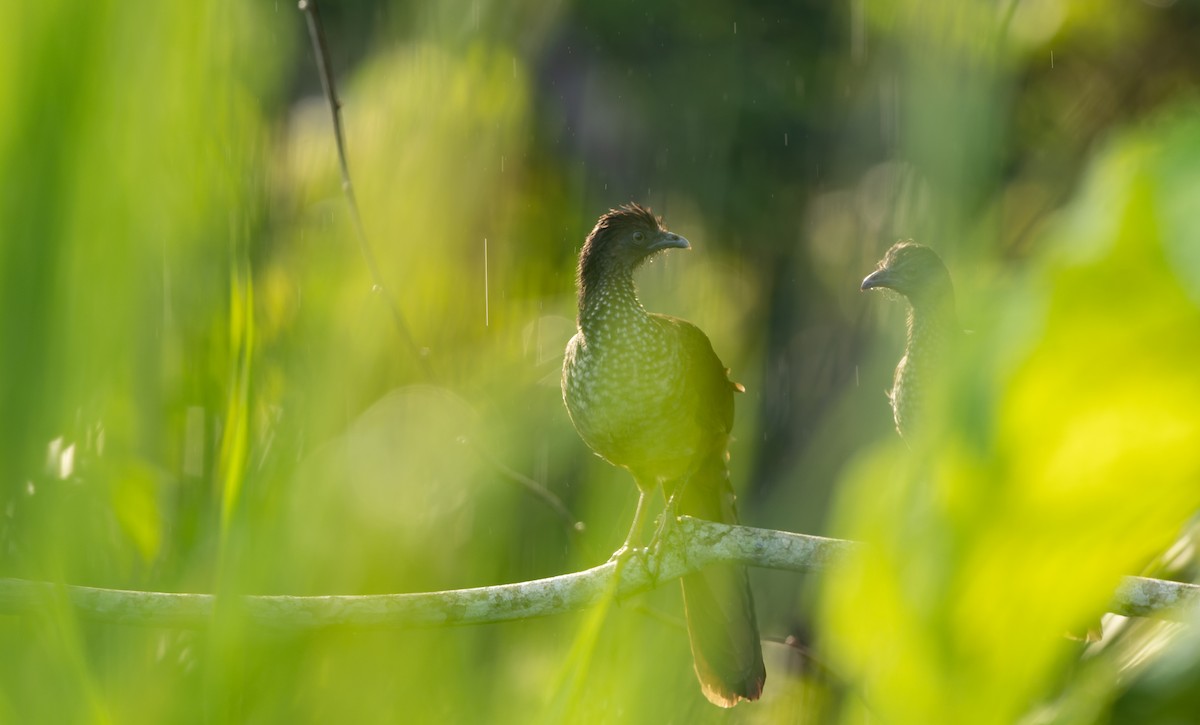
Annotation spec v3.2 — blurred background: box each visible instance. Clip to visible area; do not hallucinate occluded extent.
[4,0,1200,722]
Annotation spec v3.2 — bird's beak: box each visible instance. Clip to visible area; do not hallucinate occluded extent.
[648,232,690,252]
[860,268,891,291]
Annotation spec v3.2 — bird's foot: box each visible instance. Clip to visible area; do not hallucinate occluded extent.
[646,495,682,560]
[634,518,681,585]
[606,544,661,592]
[606,543,648,565]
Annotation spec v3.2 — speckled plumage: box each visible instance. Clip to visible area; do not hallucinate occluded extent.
[561,203,764,707]
[861,241,959,439]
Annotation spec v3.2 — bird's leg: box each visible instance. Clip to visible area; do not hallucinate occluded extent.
[647,479,686,561]
[608,488,650,563]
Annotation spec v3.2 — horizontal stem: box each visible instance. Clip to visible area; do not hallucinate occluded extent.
[0,519,1193,629]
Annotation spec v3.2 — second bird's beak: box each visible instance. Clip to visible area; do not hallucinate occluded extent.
[860,268,891,291]
[649,232,690,252]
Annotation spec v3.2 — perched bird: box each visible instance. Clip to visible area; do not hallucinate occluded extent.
[562,203,766,707]
[860,241,959,440]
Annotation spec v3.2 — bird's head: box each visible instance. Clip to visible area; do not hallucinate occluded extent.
[578,203,690,283]
[861,241,955,310]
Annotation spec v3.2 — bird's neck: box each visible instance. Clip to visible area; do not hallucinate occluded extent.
[577,266,653,344]
[905,296,957,359]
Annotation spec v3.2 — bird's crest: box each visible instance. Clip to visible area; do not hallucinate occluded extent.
[587,203,663,244]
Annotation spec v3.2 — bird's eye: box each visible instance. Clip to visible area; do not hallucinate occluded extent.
[633,231,645,243]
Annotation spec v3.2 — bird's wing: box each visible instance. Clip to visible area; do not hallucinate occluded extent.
[652,314,738,437]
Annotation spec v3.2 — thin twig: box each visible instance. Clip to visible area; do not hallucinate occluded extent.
[295,5,586,536]
[465,437,585,535]
[1,518,1195,630]
[298,0,434,381]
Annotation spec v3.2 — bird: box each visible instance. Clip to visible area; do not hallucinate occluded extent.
[860,241,959,440]
[561,203,766,707]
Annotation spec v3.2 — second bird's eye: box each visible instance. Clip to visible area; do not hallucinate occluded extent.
[633,231,645,242]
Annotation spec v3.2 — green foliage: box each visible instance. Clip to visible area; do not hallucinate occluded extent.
[821,109,1200,725]
[3,0,1200,722]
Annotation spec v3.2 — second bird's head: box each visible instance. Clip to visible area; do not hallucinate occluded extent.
[861,240,955,310]
[578,203,690,281]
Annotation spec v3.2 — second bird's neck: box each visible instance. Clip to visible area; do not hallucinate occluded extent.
[905,297,957,358]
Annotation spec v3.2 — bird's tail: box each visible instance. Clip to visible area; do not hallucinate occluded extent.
[676,448,766,707]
